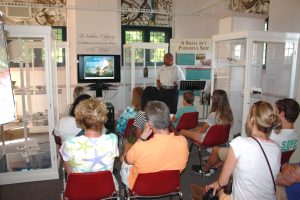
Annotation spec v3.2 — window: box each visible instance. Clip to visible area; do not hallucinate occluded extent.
[285,42,294,57]
[52,26,67,67]
[234,44,241,60]
[122,25,172,66]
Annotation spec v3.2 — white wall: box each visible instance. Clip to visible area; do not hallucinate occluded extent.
[173,0,221,38]
[269,0,300,162]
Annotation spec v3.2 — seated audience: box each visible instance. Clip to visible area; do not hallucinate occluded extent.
[120,101,189,189]
[276,162,300,200]
[270,98,299,152]
[171,90,197,128]
[116,87,143,135]
[195,101,282,200]
[53,94,91,143]
[203,98,300,177]
[133,86,161,140]
[59,98,119,189]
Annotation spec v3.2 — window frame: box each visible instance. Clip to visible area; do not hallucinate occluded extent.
[121,25,172,66]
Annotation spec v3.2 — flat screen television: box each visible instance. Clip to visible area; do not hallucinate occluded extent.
[77,54,121,97]
[77,54,121,83]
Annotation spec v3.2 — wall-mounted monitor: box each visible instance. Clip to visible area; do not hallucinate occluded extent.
[77,54,121,83]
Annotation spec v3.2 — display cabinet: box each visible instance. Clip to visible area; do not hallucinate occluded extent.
[0,25,60,184]
[123,42,168,107]
[212,31,299,137]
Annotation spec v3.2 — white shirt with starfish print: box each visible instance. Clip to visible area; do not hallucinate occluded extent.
[60,133,119,173]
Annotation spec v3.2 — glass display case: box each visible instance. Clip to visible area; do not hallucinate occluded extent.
[123,42,168,107]
[212,31,299,137]
[0,25,60,184]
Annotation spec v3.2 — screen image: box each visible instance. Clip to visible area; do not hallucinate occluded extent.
[77,54,120,83]
[84,55,114,79]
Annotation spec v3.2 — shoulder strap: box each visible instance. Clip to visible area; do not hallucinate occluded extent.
[251,137,276,194]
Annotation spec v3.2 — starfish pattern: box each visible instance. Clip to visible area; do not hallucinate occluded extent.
[76,139,94,153]
[83,149,110,170]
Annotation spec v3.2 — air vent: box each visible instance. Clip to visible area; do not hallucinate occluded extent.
[6,7,31,18]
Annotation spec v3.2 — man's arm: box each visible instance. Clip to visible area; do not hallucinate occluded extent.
[276,163,300,186]
[156,79,161,88]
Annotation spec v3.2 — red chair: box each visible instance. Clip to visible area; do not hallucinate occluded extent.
[63,171,119,200]
[189,124,231,178]
[123,118,135,138]
[175,112,199,132]
[281,150,295,166]
[126,170,182,200]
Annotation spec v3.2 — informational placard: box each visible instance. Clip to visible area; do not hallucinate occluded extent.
[170,38,212,67]
[0,25,15,125]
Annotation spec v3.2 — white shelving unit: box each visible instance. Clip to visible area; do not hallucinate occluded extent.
[0,25,60,184]
[212,31,299,138]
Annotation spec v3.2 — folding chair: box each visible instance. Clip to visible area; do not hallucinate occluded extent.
[125,170,182,200]
[175,112,199,132]
[63,171,119,200]
[281,150,295,166]
[189,124,231,178]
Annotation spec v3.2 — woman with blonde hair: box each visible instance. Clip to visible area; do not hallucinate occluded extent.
[205,101,282,200]
[180,89,233,143]
[116,87,143,135]
[60,98,119,188]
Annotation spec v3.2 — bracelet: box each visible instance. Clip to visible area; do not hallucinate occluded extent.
[139,137,146,141]
[218,180,223,189]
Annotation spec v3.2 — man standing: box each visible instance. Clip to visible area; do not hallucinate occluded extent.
[120,101,189,189]
[157,53,185,114]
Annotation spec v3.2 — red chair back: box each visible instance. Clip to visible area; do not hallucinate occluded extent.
[123,118,135,138]
[64,171,118,200]
[281,150,295,165]
[201,124,231,147]
[130,170,181,198]
[175,112,199,132]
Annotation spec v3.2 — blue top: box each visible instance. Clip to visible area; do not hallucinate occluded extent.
[286,162,300,200]
[174,105,197,128]
[116,106,137,134]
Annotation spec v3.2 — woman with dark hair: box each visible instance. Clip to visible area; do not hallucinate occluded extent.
[133,86,162,139]
[53,94,91,142]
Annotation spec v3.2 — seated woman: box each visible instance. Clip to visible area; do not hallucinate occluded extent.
[59,98,119,189]
[200,101,282,200]
[53,94,91,143]
[116,87,143,135]
[180,89,233,175]
[133,86,162,140]
[180,89,233,143]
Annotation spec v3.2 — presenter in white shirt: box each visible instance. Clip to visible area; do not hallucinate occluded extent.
[157,53,185,114]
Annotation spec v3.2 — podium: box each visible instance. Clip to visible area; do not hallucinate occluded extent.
[180,80,206,91]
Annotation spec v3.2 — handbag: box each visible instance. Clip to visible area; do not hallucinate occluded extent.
[251,137,277,194]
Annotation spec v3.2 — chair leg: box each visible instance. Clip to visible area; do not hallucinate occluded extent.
[198,148,204,179]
